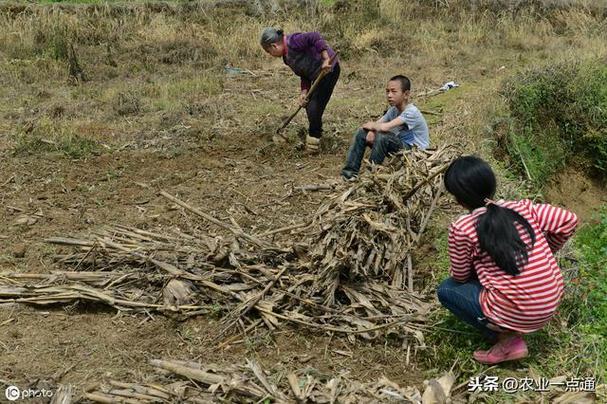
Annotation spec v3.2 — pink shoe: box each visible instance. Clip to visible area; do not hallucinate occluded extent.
[473,335,528,365]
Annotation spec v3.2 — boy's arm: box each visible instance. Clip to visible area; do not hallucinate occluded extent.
[362,110,394,137]
[531,202,578,253]
[448,223,474,282]
[362,117,403,133]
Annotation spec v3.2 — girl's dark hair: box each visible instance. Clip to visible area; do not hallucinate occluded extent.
[444,156,535,276]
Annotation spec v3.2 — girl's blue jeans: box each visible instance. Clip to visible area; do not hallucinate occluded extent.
[436,277,498,341]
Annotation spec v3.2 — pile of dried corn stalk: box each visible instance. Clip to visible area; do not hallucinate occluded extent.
[0,146,458,341]
[308,148,451,304]
[84,358,430,403]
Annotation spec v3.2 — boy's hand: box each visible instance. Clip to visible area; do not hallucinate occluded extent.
[362,121,377,131]
[365,130,376,144]
[299,91,309,107]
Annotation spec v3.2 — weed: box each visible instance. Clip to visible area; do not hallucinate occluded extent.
[12,118,100,159]
[209,303,224,319]
[112,91,142,116]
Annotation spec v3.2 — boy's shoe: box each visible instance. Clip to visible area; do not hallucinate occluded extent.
[341,169,358,181]
[473,335,528,365]
[306,135,320,151]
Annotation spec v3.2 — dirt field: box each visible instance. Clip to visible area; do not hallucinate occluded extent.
[0,85,428,398]
[1,1,606,402]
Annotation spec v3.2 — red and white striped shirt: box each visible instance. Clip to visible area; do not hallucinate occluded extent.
[448,199,578,333]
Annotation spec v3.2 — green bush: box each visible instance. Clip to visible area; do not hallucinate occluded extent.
[501,60,607,185]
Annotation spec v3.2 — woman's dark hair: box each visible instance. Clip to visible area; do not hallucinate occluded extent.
[444,156,535,276]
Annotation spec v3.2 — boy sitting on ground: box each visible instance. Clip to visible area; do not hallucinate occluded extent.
[341,75,429,180]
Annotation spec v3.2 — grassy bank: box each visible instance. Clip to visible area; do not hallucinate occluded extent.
[498,61,607,188]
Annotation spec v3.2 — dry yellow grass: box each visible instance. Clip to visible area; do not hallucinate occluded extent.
[0,0,604,157]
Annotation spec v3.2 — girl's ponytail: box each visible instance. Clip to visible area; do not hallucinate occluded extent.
[477,203,535,276]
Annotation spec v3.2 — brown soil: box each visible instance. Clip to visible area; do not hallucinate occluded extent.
[1,306,423,394]
[545,167,607,223]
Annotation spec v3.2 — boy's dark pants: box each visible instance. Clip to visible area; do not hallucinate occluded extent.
[306,63,340,138]
[341,128,403,176]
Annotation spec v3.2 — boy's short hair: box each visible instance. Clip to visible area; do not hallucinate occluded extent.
[389,75,411,92]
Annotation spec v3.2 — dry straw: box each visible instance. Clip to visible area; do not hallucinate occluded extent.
[84,358,428,403]
[0,145,459,343]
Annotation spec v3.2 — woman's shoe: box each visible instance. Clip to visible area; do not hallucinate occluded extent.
[306,135,320,151]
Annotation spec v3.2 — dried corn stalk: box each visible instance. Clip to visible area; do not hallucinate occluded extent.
[307,146,454,303]
[86,358,425,404]
[0,146,458,341]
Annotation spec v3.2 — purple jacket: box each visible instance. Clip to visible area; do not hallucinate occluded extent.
[283,32,338,91]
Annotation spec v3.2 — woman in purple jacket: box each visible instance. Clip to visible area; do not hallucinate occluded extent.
[261,27,340,151]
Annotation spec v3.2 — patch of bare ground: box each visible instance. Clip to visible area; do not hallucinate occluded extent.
[545,167,607,222]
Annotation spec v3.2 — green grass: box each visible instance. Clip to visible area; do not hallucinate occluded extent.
[507,127,567,185]
[13,133,101,159]
[572,210,607,378]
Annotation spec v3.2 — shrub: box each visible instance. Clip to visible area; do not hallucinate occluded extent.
[501,60,607,186]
